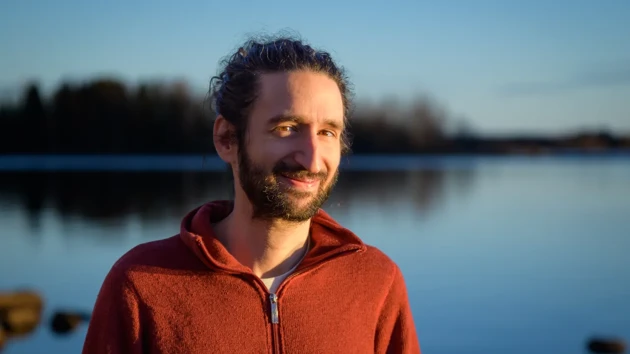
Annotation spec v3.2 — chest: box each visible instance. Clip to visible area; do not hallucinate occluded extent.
[137,273,381,354]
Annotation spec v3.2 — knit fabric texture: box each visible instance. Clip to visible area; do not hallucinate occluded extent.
[82,200,421,354]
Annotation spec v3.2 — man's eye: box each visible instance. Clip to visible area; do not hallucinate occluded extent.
[273,126,297,136]
[320,130,336,138]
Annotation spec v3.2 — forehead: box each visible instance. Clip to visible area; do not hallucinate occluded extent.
[250,70,344,127]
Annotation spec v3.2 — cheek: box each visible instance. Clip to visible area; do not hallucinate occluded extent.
[248,139,287,167]
[263,139,299,159]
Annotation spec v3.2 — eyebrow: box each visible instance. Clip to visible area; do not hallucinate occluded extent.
[267,114,343,131]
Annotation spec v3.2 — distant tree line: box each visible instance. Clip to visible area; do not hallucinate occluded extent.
[0,79,456,155]
[0,79,628,155]
[0,80,217,154]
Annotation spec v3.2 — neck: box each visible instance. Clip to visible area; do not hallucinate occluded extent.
[214,199,312,279]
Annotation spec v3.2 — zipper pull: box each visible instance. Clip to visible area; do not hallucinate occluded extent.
[269,293,279,324]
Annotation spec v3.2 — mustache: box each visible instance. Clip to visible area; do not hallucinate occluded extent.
[272,162,327,181]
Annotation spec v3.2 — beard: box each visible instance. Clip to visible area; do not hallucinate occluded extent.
[237,147,338,222]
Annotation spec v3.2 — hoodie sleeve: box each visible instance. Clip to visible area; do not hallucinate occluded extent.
[82,263,144,354]
[375,265,421,354]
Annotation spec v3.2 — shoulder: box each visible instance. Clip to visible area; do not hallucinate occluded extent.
[361,245,400,271]
[322,244,409,306]
[113,235,184,267]
[104,234,201,285]
[343,244,405,287]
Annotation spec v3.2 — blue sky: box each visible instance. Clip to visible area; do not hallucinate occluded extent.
[1,0,629,135]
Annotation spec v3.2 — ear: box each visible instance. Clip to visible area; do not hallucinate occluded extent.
[213,115,237,164]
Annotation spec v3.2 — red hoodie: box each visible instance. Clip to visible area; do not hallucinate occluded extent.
[82,201,420,353]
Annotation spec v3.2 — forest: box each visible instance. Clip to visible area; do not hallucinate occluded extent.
[1,79,627,155]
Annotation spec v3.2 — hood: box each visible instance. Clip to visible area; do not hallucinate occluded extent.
[179,200,367,274]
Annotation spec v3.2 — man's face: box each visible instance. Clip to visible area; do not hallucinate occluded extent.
[235,70,344,222]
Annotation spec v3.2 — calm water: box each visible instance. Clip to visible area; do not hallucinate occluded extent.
[1,155,629,354]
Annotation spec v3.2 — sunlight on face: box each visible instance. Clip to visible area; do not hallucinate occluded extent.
[236,70,345,222]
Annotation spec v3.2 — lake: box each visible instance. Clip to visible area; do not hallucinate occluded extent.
[1,155,629,354]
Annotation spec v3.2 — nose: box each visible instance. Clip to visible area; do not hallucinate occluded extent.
[293,132,322,173]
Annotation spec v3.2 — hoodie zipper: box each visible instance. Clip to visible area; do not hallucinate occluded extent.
[263,245,362,354]
[269,293,279,324]
[269,293,280,354]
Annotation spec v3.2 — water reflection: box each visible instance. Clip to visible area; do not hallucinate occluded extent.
[2,158,630,354]
[0,169,475,228]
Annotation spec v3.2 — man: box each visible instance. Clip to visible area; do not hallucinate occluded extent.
[82,35,421,354]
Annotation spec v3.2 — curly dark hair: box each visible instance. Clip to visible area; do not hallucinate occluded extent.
[208,34,353,155]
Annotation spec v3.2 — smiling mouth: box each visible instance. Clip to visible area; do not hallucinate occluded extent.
[279,174,320,188]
